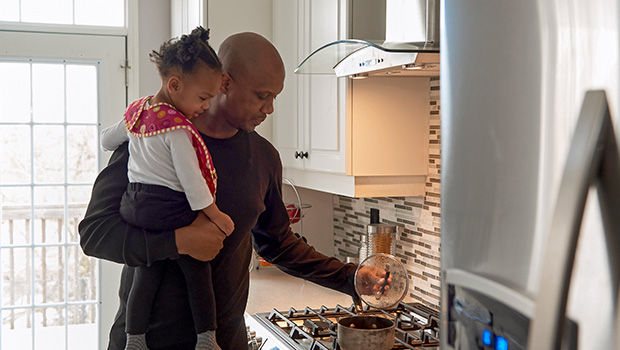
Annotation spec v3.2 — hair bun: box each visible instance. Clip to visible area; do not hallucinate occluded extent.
[190,26,210,42]
[150,26,220,77]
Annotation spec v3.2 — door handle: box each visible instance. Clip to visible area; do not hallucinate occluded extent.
[295,151,309,159]
[528,90,620,350]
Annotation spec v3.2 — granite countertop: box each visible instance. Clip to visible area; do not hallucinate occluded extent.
[246,266,353,314]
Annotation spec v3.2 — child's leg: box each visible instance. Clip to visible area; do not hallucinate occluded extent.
[176,256,220,349]
[202,203,234,236]
[125,262,167,338]
[176,256,217,334]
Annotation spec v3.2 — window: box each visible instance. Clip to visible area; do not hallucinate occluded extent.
[0,27,126,349]
[0,60,100,350]
[0,0,125,27]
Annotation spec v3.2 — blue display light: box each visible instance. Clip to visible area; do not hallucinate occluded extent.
[482,330,493,346]
[495,336,508,350]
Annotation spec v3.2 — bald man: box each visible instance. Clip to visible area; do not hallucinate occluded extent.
[79,32,366,349]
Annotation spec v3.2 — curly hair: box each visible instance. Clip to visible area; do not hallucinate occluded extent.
[149,26,222,77]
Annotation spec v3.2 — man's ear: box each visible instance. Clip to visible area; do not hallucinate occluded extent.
[220,72,232,94]
[167,75,182,94]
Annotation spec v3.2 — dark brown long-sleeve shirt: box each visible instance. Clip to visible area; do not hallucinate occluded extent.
[79,130,357,349]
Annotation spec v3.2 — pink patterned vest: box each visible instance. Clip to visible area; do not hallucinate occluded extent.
[124,96,217,196]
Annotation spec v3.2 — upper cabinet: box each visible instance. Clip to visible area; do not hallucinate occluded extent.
[272,0,433,198]
[273,0,346,174]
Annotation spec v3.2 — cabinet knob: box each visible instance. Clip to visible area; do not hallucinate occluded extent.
[295,151,301,159]
[301,151,309,159]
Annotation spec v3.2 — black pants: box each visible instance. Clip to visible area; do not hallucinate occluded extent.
[120,183,216,334]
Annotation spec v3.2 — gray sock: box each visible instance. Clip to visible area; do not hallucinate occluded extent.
[125,333,148,350]
[196,330,220,350]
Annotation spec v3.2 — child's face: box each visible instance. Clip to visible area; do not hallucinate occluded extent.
[171,64,222,119]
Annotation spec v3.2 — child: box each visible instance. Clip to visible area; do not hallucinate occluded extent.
[101,27,232,350]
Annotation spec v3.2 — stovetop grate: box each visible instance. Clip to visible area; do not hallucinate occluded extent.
[261,302,440,350]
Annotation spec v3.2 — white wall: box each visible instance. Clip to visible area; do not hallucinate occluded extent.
[206,0,274,141]
[138,0,171,96]
[282,185,335,257]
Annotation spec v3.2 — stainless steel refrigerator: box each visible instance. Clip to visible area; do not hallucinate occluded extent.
[440,1,620,349]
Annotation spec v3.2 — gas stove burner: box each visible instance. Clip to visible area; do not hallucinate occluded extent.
[303,319,332,337]
[249,302,440,349]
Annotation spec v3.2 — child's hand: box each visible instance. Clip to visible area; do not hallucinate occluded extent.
[214,213,234,236]
[202,204,235,236]
[175,213,226,261]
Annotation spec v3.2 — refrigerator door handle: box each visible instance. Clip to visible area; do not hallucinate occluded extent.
[528,90,620,349]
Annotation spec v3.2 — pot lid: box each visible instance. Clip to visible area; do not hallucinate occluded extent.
[354,253,409,309]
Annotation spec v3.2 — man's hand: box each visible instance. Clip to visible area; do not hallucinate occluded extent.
[175,212,226,261]
[355,265,393,296]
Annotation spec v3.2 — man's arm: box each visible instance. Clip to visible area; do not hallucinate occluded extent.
[251,162,357,296]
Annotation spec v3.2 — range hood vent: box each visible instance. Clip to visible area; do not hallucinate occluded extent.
[295,0,439,77]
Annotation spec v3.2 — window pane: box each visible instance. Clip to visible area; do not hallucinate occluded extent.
[66,65,98,123]
[2,309,33,350]
[34,186,65,244]
[1,187,32,245]
[32,64,64,123]
[67,185,92,243]
[67,245,97,302]
[75,0,125,27]
[34,307,66,350]
[1,248,33,307]
[0,125,31,185]
[0,62,31,123]
[21,0,72,24]
[34,247,66,304]
[67,304,97,350]
[67,125,98,183]
[0,0,19,22]
[34,125,65,183]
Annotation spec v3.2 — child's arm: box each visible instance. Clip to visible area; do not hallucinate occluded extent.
[101,118,129,151]
[167,130,235,235]
[202,202,234,236]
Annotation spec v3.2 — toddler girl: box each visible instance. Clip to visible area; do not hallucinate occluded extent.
[101,27,232,350]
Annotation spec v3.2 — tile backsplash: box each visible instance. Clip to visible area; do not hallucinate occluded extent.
[333,77,441,310]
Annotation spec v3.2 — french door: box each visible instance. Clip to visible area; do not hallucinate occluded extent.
[0,31,125,349]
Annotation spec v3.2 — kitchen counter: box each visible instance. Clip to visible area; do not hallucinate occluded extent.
[246,265,353,314]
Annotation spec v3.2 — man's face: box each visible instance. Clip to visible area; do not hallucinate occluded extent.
[172,65,222,119]
[222,65,284,132]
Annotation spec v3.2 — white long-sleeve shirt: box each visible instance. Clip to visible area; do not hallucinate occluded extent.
[101,118,213,211]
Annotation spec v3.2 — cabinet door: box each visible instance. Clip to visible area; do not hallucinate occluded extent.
[273,0,304,169]
[303,0,346,173]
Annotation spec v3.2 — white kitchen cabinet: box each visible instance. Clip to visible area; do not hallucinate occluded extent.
[272,0,430,197]
[272,0,304,170]
[273,0,346,173]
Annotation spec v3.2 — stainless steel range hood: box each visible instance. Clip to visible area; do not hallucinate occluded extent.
[295,0,440,77]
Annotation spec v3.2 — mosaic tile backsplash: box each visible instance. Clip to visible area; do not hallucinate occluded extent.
[333,77,441,310]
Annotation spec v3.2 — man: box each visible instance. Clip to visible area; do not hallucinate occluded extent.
[79,32,384,349]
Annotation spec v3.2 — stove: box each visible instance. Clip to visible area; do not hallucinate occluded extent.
[245,302,440,350]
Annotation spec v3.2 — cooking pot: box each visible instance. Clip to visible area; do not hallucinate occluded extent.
[337,315,395,350]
